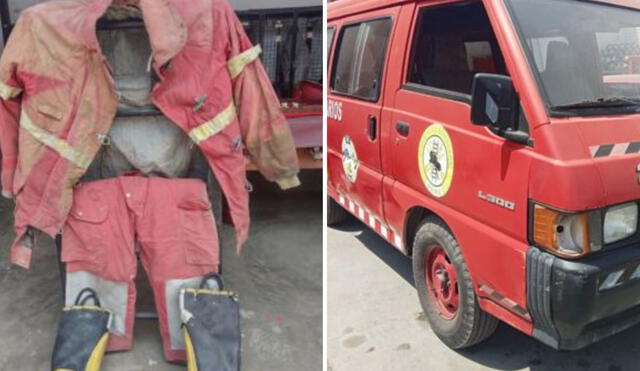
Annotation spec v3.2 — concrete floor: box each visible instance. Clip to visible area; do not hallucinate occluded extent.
[0,171,322,371]
[328,216,640,371]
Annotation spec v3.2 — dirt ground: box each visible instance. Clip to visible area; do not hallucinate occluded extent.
[0,171,322,371]
[328,216,640,371]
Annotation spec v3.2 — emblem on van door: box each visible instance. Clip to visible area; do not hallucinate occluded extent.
[342,135,359,183]
[478,191,516,211]
[418,124,454,198]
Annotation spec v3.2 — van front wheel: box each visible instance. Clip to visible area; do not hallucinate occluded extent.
[412,217,498,349]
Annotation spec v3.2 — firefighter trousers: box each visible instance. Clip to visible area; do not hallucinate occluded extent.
[61,174,220,362]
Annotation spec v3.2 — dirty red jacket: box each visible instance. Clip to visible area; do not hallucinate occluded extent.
[0,0,300,268]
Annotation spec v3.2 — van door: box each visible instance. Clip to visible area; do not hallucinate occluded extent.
[384,0,533,298]
[327,10,396,222]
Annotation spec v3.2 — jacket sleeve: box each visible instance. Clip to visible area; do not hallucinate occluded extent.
[0,15,29,199]
[221,2,301,190]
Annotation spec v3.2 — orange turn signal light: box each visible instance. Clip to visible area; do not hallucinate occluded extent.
[533,204,590,258]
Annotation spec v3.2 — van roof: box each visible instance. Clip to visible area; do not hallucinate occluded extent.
[327,0,639,22]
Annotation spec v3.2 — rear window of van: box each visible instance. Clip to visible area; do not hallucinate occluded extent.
[331,18,392,101]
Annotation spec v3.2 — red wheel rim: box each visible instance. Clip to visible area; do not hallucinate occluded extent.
[424,245,459,320]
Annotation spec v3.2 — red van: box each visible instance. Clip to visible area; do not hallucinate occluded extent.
[327,0,640,350]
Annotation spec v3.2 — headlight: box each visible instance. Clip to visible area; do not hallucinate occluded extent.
[532,202,640,258]
[604,202,638,244]
[532,204,602,258]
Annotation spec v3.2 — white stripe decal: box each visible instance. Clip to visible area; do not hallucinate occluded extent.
[599,270,624,291]
[394,234,402,249]
[611,143,628,156]
[337,193,403,251]
[380,225,388,239]
[590,142,640,158]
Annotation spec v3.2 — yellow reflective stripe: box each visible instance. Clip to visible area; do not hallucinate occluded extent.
[85,333,109,371]
[188,103,236,144]
[21,113,92,169]
[0,81,22,100]
[184,327,199,371]
[227,45,262,79]
[62,306,111,313]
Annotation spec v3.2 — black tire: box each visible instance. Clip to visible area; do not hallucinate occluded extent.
[412,217,498,349]
[327,196,349,226]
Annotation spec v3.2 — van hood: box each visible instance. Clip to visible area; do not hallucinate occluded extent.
[577,115,640,206]
[531,114,640,211]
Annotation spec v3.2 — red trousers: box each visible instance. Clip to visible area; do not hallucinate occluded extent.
[61,175,219,362]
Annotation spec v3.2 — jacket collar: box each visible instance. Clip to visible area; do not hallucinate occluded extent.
[84,0,187,68]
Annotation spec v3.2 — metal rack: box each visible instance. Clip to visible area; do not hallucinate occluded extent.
[237,6,322,96]
[0,1,322,98]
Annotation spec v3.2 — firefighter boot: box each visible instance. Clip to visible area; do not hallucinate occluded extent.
[181,273,241,371]
[51,288,112,371]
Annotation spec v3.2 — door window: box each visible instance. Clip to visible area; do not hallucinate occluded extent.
[327,26,336,63]
[407,1,508,97]
[331,18,392,101]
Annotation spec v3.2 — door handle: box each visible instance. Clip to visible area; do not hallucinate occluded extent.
[368,115,377,141]
[396,121,410,137]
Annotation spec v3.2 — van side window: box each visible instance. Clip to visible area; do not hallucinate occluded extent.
[407,2,508,97]
[331,18,392,101]
[327,26,336,63]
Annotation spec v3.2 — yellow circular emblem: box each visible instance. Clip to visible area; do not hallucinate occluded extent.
[418,124,454,198]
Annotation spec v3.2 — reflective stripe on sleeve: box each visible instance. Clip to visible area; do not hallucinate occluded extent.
[188,103,236,144]
[227,45,262,79]
[21,113,92,169]
[0,81,22,100]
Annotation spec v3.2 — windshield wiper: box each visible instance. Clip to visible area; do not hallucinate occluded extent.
[552,97,640,110]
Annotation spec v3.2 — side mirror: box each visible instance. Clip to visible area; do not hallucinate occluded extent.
[471,74,530,145]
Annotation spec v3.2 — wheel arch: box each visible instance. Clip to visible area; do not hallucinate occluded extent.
[404,205,452,257]
[403,205,476,287]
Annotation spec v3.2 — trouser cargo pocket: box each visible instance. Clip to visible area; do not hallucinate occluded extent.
[178,195,219,269]
[62,188,110,271]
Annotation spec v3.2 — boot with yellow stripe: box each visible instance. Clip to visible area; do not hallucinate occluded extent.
[51,288,112,371]
[181,274,241,371]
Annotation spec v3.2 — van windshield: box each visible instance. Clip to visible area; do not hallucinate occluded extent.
[507,0,640,115]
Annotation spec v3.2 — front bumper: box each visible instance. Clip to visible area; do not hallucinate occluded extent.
[527,245,640,350]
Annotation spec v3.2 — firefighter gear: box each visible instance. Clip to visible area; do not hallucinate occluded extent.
[62,175,221,362]
[181,274,241,371]
[51,288,112,371]
[0,0,300,270]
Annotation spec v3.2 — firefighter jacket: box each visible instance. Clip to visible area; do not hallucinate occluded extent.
[0,0,301,269]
